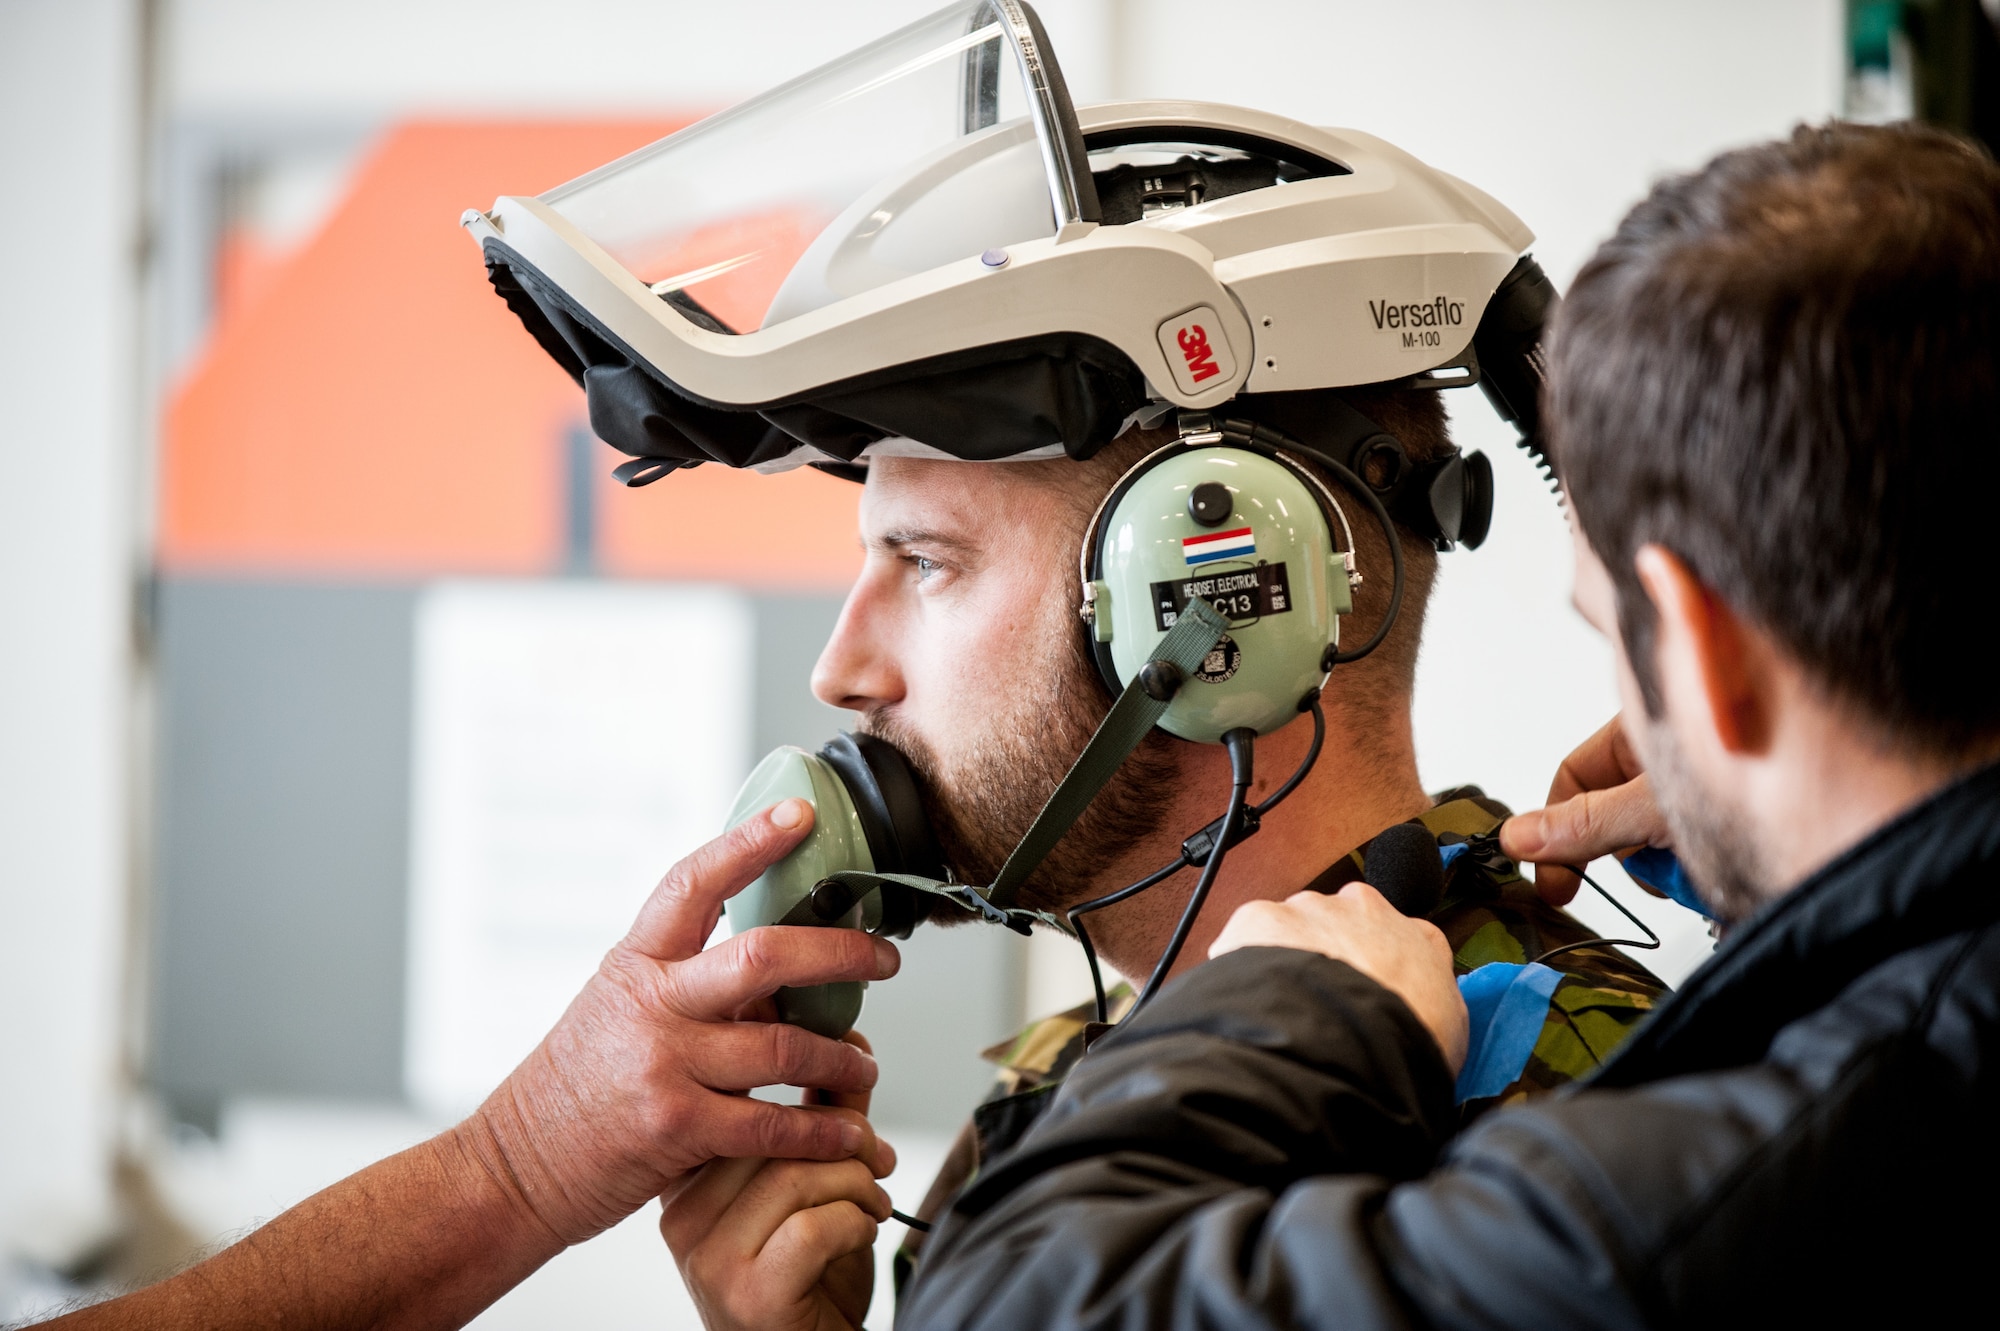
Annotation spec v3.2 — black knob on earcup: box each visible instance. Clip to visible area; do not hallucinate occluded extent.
[1187,481,1234,526]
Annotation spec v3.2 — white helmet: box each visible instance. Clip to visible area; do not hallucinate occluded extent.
[465,0,1558,549]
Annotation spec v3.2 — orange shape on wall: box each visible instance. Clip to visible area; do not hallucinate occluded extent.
[159,119,863,590]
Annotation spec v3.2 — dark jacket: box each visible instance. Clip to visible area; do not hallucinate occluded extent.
[900,763,2000,1328]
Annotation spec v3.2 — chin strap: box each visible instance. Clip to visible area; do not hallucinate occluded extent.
[777,599,1231,935]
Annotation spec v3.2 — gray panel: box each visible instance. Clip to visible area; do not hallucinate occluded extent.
[751,594,1027,1131]
[151,578,416,1125]
[855,922,1027,1133]
[149,581,1026,1137]
[752,594,853,755]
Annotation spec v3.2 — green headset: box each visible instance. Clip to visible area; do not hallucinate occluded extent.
[1083,420,1365,743]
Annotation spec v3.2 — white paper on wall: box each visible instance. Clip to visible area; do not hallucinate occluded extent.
[404,580,753,1118]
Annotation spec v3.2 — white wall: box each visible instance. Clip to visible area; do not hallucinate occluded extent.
[0,0,144,1260]
[161,0,1118,116]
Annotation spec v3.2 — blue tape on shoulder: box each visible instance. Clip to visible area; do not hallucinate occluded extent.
[1623,846,1716,920]
[1438,842,1470,870]
[1454,962,1562,1103]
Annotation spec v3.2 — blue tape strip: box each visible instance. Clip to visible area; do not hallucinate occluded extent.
[1438,841,1470,870]
[1454,962,1561,1102]
[1623,846,1716,920]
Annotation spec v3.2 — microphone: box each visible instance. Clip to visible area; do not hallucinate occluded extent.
[1362,822,1445,918]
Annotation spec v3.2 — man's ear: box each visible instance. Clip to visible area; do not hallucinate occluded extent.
[1632,545,1771,756]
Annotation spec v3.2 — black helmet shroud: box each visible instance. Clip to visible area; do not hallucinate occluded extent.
[487,221,1554,551]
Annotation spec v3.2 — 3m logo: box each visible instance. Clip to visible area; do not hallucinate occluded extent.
[1156,306,1237,395]
[1178,325,1221,382]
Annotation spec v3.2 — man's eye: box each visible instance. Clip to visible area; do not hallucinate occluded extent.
[913,556,942,581]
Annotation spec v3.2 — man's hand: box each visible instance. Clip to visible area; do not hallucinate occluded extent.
[662,1033,893,1331]
[38,800,903,1331]
[1500,716,1670,905]
[1211,884,1469,1072]
[457,798,903,1246]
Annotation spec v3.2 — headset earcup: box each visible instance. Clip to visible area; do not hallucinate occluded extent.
[1458,450,1494,550]
[818,732,949,936]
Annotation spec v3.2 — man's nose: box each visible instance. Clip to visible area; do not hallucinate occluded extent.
[811,581,904,713]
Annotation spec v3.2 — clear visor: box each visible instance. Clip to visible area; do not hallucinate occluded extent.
[541,1,1076,334]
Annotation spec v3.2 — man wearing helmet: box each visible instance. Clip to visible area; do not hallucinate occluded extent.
[654,389,1669,1330]
[449,5,1676,1324]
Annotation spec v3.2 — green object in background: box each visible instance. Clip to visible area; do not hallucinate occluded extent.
[1847,0,2000,154]
[1850,0,1903,70]
[723,746,875,1038]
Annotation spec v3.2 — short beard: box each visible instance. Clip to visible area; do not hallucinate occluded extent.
[1633,718,1772,923]
[859,614,1180,919]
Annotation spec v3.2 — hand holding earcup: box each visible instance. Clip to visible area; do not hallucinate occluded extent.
[720,733,948,1037]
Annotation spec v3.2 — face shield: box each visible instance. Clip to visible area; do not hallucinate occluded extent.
[465,0,1551,493]
[543,1,1086,337]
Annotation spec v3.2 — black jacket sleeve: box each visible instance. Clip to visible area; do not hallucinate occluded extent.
[894,946,1859,1331]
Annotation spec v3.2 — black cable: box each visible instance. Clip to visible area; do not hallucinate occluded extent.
[1134,728,1256,1013]
[1064,698,1326,1022]
[1067,857,1188,1023]
[1530,864,1662,965]
[1254,695,1324,815]
[892,1208,932,1232]
[1218,419,1405,666]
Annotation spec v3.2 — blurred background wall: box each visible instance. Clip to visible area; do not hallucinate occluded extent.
[12,0,1991,1325]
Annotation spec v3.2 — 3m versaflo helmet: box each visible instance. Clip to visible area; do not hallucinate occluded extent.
[463,0,1560,553]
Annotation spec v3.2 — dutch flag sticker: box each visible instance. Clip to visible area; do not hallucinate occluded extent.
[1182,526,1257,565]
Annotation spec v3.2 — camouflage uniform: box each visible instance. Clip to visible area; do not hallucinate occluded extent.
[892,789,1669,1296]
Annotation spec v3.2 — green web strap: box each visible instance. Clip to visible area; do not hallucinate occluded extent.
[777,599,1230,935]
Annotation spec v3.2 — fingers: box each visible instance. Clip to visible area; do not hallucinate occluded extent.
[757,1201,882,1305]
[737,1158,891,1251]
[625,799,817,962]
[1542,715,1646,807]
[808,1030,877,1117]
[1499,718,1663,906]
[672,1158,886,1327]
[702,1094,878,1165]
[1209,896,1293,957]
[660,1126,889,1258]
[1503,777,1665,868]
[659,1155,765,1256]
[667,928,899,1021]
[1207,887,1466,1072]
[687,1020,880,1098]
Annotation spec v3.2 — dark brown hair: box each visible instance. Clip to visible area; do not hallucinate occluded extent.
[1553,121,2000,755]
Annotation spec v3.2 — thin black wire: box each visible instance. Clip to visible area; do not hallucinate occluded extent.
[1128,785,1243,1012]
[1064,700,1325,1022]
[1530,864,1661,965]
[892,1207,932,1232]
[1068,855,1186,1023]
[1217,419,1405,666]
[1254,695,1325,815]
[1134,731,1255,1012]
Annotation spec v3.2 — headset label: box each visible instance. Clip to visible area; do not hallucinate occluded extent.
[1151,561,1292,631]
[1157,306,1237,394]
[1193,634,1241,684]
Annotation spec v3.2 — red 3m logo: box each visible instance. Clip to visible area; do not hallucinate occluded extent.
[1156,306,1237,395]
[1177,324,1221,383]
